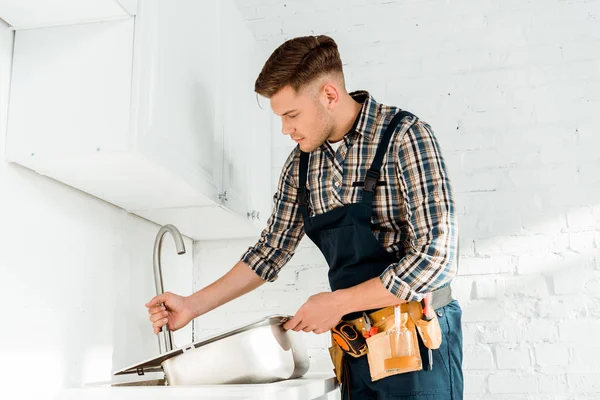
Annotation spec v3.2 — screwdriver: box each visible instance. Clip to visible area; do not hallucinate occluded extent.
[421,293,434,371]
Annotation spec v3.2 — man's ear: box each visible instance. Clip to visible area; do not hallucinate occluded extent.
[322,83,341,111]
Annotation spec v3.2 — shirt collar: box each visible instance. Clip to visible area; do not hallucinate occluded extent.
[348,90,379,142]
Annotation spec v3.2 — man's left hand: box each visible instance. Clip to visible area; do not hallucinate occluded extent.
[283,292,346,334]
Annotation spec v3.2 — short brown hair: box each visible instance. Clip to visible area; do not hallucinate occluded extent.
[255,35,344,98]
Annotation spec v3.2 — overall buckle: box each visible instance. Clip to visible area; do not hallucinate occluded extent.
[363,170,380,192]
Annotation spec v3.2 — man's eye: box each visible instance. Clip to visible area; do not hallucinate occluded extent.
[289,114,298,119]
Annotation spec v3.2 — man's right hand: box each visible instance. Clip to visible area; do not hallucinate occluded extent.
[145,292,195,335]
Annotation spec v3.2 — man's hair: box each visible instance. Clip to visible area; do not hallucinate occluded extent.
[255,35,345,98]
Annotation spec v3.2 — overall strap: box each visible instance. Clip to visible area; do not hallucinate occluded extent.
[297,150,310,219]
[361,110,416,205]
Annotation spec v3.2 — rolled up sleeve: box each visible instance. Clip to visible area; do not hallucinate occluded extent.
[240,148,305,282]
[379,120,459,301]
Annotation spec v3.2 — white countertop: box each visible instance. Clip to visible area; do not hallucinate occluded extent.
[57,373,339,400]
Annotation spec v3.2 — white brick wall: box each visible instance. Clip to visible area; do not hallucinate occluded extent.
[192,0,600,397]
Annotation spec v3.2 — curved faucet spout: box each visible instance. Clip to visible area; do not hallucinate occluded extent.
[153,224,186,354]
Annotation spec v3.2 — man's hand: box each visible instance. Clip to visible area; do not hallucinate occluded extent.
[145,292,196,335]
[283,292,346,334]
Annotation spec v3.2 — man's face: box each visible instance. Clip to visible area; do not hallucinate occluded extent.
[270,84,334,152]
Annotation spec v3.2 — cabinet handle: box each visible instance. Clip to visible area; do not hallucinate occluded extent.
[247,210,260,220]
[218,191,228,202]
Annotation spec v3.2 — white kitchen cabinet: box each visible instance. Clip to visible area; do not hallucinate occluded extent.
[127,0,225,210]
[0,0,131,30]
[218,0,272,227]
[6,0,272,240]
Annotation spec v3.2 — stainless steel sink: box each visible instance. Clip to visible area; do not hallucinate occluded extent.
[111,378,166,386]
[113,224,310,385]
[114,314,310,385]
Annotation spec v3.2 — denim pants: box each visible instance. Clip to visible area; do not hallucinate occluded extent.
[341,300,464,400]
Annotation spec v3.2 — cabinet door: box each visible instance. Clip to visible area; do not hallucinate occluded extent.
[0,0,129,29]
[7,19,134,161]
[243,46,273,227]
[246,104,274,226]
[131,0,223,205]
[219,1,272,223]
[219,4,252,218]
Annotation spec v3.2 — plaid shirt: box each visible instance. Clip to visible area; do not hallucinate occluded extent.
[241,90,458,302]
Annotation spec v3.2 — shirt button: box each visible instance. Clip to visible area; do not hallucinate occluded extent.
[434,196,441,203]
[334,181,340,188]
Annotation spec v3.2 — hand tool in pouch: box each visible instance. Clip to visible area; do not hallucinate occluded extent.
[332,320,367,357]
[362,312,379,338]
[421,293,434,370]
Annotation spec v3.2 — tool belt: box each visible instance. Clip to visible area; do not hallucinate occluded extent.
[328,285,453,384]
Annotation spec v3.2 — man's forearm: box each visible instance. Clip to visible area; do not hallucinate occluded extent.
[186,260,266,318]
[335,277,405,315]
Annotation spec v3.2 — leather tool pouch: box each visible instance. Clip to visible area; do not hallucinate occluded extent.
[328,335,345,384]
[407,301,443,350]
[328,320,367,383]
[365,301,443,381]
[366,310,422,381]
[328,301,444,384]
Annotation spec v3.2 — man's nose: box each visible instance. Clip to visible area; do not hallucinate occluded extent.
[282,123,295,136]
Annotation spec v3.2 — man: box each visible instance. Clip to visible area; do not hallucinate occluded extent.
[146,35,463,399]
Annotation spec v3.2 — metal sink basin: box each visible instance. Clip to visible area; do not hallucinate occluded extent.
[111,378,166,386]
[114,225,310,385]
[114,314,310,385]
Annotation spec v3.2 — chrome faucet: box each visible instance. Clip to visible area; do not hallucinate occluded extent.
[153,224,186,354]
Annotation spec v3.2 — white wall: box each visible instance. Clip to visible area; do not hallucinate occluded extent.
[0,19,193,398]
[191,0,600,398]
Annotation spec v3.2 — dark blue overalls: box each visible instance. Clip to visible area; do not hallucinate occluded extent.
[296,111,464,399]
